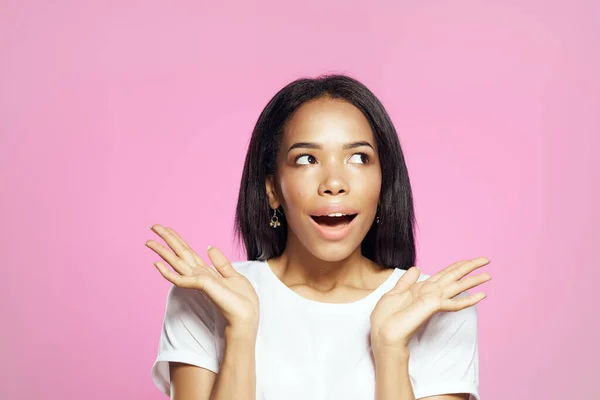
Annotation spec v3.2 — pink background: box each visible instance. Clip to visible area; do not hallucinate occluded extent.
[1,0,598,399]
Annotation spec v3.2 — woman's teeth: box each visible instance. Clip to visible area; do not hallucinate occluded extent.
[311,214,357,227]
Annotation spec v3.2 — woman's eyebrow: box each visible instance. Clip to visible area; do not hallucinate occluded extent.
[287,141,374,154]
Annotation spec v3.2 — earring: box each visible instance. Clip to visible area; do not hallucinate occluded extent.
[376,214,380,224]
[269,207,281,228]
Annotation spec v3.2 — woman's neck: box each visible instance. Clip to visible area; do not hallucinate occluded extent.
[267,237,387,294]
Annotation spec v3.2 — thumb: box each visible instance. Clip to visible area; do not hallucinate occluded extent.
[392,266,420,293]
[206,245,239,278]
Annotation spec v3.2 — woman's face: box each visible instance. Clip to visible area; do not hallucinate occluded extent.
[266,97,382,262]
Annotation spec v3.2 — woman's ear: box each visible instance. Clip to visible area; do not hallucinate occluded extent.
[265,175,280,209]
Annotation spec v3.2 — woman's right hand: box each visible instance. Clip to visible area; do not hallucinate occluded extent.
[146,224,260,334]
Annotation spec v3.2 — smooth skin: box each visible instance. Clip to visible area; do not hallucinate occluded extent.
[146,97,492,400]
[264,97,388,300]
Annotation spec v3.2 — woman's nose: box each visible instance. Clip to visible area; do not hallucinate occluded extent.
[318,173,349,196]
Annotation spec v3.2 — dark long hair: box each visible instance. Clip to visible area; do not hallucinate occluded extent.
[233,74,416,270]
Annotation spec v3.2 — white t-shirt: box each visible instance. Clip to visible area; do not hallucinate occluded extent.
[151,260,480,400]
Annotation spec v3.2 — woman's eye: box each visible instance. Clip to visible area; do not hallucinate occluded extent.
[296,154,316,165]
[348,153,370,164]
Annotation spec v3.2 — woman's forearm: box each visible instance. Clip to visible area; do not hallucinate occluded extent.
[210,326,257,400]
[374,349,415,400]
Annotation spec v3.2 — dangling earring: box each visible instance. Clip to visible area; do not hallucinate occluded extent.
[376,214,380,224]
[269,207,281,228]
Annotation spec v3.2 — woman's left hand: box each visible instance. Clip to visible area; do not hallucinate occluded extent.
[370,257,492,357]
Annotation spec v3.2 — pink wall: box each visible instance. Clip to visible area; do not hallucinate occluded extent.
[1,1,598,399]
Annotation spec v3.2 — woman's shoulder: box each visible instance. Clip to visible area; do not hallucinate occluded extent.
[230,259,265,277]
[229,259,270,288]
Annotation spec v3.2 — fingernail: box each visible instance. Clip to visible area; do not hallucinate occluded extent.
[207,245,212,250]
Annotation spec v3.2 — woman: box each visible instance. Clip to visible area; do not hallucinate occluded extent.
[146,74,491,400]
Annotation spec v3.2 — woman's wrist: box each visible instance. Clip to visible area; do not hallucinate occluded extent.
[225,323,258,343]
[371,332,410,361]
[372,343,411,364]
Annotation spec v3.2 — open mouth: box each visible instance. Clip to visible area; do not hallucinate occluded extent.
[310,214,358,228]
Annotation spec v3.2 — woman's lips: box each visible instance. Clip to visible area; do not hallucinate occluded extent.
[309,214,358,241]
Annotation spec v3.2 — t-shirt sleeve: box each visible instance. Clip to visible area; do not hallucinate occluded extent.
[410,292,481,400]
[151,285,221,396]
